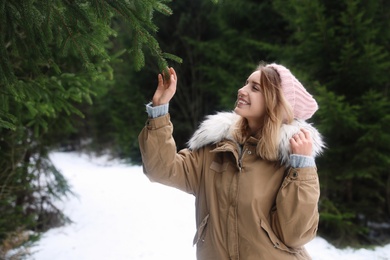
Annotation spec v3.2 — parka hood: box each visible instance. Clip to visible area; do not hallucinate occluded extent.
[187,112,325,166]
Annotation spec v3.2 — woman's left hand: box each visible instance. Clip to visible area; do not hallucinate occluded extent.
[290,128,313,156]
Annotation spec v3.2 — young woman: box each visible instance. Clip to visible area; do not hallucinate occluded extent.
[138,63,324,260]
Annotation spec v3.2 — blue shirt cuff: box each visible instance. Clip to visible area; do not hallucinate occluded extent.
[290,154,316,168]
[145,102,169,118]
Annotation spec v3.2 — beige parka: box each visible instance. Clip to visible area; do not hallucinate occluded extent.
[138,112,324,260]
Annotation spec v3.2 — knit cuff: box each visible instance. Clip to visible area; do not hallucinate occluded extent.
[290,154,316,168]
[145,102,169,118]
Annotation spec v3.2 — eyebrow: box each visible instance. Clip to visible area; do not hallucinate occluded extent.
[247,79,260,85]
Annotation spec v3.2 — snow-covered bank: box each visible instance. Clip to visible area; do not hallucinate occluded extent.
[31,152,390,260]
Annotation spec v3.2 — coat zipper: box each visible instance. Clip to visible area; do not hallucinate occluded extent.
[238,147,247,172]
[233,146,245,259]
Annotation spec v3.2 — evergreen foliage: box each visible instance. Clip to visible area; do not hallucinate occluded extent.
[153,0,289,148]
[0,0,178,254]
[273,0,390,246]
[1,0,389,252]
[81,0,390,247]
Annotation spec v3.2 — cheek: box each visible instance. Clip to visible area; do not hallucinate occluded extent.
[256,96,266,115]
[254,95,265,107]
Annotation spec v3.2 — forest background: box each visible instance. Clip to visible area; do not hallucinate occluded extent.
[1,0,390,255]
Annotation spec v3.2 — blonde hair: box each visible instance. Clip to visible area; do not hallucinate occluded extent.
[233,64,294,161]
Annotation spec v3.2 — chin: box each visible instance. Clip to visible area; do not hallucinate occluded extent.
[234,107,244,117]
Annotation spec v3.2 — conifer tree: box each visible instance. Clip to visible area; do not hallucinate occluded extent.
[0,0,179,254]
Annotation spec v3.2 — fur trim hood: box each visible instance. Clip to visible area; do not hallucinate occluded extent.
[187,112,325,166]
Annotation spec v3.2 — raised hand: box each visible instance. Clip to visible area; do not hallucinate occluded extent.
[152,67,177,106]
[290,128,313,156]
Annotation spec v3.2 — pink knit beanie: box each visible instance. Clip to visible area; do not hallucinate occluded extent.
[266,63,318,120]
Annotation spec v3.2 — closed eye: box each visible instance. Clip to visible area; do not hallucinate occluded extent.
[252,84,260,91]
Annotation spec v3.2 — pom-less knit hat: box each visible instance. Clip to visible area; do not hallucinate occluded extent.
[266,63,318,120]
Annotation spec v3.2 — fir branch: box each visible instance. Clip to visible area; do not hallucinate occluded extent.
[154,2,173,16]
[0,111,17,130]
[90,0,111,20]
[53,6,92,71]
[162,52,183,64]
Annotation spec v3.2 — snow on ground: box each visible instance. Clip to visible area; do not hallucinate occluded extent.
[31,152,390,260]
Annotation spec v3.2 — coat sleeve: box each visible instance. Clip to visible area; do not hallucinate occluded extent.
[271,167,320,248]
[138,113,204,196]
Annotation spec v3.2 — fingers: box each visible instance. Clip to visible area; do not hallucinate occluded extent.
[157,73,164,88]
[292,129,311,141]
[290,128,313,156]
[159,67,176,87]
[291,133,302,144]
[161,67,170,83]
[169,67,177,81]
[300,128,311,139]
[153,67,177,106]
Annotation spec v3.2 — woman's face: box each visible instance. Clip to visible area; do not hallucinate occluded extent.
[234,70,266,125]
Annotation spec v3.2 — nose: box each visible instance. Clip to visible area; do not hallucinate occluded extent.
[238,87,247,97]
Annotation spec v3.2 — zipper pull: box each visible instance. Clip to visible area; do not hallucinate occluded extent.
[238,148,247,172]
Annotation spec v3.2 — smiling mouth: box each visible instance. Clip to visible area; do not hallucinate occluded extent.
[237,99,250,105]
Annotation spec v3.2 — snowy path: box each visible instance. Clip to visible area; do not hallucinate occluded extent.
[31,152,390,260]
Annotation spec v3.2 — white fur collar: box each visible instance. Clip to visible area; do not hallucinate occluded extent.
[187,112,325,165]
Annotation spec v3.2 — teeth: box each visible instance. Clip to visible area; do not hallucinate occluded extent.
[238,100,249,105]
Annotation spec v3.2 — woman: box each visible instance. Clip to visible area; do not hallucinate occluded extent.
[138,63,324,260]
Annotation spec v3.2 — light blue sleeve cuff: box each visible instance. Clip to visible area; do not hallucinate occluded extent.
[145,102,169,118]
[290,154,316,168]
